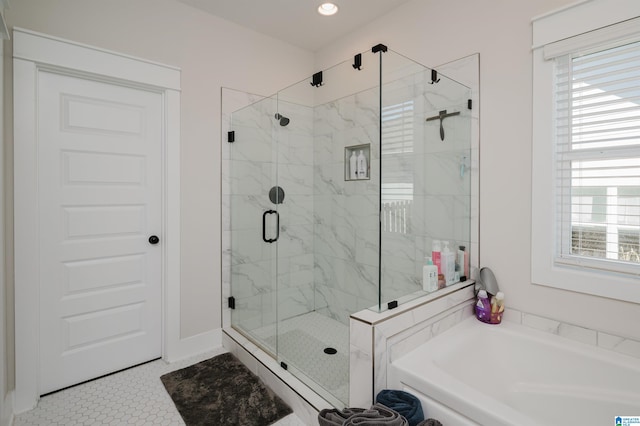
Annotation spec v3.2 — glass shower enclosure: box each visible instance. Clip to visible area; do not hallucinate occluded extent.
[222,45,472,408]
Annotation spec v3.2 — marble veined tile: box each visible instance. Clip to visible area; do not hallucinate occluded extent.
[598,332,640,359]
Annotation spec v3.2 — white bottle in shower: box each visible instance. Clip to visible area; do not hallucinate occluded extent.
[357,150,367,179]
[442,241,456,286]
[349,151,357,180]
[423,257,438,293]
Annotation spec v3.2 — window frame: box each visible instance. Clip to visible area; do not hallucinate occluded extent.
[531,0,640,303]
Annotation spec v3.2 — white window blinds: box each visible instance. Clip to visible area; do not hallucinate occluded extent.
[554,38,640,272]
[381,100,414,203]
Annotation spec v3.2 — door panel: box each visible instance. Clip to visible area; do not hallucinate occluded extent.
[38,70,162,394]
[229,97,279,353]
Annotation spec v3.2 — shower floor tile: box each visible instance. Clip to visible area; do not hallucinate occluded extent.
[253,312,350,406]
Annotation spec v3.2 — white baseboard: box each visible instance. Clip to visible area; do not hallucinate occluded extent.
[1,390,14,426]
[165,328,222,363]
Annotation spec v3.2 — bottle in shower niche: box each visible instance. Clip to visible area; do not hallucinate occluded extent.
[422,257,438,293]
[349,151,357,180]
[357,150,367,179]
[442,241,456,285]
[431,240,442,275]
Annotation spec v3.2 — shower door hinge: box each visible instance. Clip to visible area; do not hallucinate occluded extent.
[468,99,472,110]
[310,71,323,87]
[353,53,362,70]
[429,69,440,84]
[227,131,235,143]
[280,362,288,370]
[228,296,235,309]
[371,43,388,53]
[387,300,398,310]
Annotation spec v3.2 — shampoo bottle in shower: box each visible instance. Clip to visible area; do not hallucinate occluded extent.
[442,241,456,285]
[457,245,470,280]
[431,240,442,275]
[422,257,438,293]
[357,150,367,179]
[456,245,465,275]
[358,150,367,179]
[463,246,470,278]
[349,151,357,180]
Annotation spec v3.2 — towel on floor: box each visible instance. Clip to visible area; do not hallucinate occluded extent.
[318,407,365,426]
[416,419,443,426]
[343,403,408,426]
[376,389,425,426]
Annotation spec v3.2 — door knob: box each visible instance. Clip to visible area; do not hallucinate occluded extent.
[148,235,160,245]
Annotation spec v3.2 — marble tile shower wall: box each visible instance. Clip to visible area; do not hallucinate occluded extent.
[312,70,473,323]
[226,98,316,333]
[313,87,381,324]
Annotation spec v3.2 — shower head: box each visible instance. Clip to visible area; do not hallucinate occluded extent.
[274,113,290,127]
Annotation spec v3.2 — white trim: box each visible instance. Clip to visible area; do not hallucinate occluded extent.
[543,16,640,59]
[531,1,640,303]
[13,57,39,413]
[13,28,179,90]
[13,30,181,413]
[163,88,183,364]
[1,391,13,426]
[531,0,640,49]
[0,10,9,40]
[0,35,9,426]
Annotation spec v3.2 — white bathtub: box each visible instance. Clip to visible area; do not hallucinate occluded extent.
[389,316,640,426]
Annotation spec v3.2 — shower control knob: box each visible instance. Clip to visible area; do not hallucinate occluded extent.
[148,235,160,245]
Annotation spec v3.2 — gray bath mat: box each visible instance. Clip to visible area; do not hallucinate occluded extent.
[161,352,292,426]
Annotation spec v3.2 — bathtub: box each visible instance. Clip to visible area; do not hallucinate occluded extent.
[389,316,640,426]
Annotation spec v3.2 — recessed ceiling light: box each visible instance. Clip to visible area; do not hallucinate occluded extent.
[318,3,338,16]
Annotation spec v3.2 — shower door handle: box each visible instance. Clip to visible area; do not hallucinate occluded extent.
[262,210,279,243]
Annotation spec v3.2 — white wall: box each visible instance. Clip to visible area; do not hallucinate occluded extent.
[315,0,640,341]
[3,0,314,391]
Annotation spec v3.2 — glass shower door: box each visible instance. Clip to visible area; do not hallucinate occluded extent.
[228,96,280,355]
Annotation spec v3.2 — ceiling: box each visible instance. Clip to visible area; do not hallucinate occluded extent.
[176,0,413,51]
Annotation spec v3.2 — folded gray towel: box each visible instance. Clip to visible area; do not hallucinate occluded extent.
[416,419,443,426]
[318,407,366,426]
[343,403,408,426]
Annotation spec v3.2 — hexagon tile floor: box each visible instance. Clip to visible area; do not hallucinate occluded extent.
[14,348,307,426]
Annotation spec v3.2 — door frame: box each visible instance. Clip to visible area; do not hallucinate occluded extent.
[13,28,181,413]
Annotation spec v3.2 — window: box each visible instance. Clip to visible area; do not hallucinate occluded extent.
[555,40,640,273]
[532,2,640,302]
[381,100,414,233]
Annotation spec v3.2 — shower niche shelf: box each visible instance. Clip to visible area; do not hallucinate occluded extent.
[345,144,370,181]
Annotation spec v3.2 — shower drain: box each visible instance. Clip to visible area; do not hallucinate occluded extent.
[323,347,337,355]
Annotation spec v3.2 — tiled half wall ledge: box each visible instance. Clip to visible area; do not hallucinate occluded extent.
[349,281,477,407]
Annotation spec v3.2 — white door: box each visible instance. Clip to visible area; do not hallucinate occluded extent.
[37,70,163,394]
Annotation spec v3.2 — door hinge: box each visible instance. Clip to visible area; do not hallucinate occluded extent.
[387,300,398,310]
[280,361,288,370]
[310,71,323,87]
[227,131,235,143]
[228,296,235,310]
[468,99,472,110]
